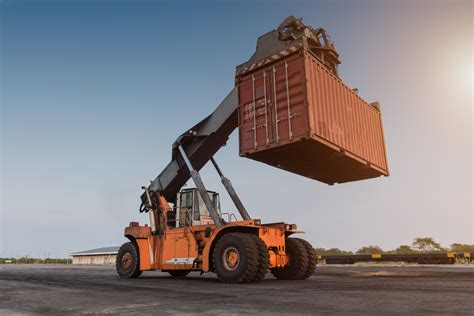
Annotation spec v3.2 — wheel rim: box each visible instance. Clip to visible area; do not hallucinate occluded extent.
[222,246,240,271]
[122,252,133,269]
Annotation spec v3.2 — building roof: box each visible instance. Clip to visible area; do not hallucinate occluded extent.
[70,246,120,256]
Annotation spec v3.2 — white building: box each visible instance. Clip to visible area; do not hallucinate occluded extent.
[70,247,119,265]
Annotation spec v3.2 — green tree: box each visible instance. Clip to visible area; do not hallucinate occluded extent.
[314,248,353,256]
[392,245,415,254]
[0,258,16,264]
[329,248,354,255]
[412,237,445,253]
[356,245,384,255]
[449,243,474,253]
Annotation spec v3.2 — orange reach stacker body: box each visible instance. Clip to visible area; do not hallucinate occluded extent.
[117,16,388,283]
[121,191,309,283]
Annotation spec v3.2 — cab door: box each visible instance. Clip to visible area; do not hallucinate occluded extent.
[178,190,194,227]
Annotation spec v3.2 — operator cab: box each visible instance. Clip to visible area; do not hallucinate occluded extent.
[176,188,221,227]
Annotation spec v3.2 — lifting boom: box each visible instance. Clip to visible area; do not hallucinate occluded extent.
[141,87,250,227]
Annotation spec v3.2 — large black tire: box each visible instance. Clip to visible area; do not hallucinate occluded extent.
[247,234,269,282]
[166,270,191,277]
[116,242,142,279]
[292,238,317,279]
[213,233,260,283]
[270,238,310,280]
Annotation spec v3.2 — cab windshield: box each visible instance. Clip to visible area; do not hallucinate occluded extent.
[195,192,221,220]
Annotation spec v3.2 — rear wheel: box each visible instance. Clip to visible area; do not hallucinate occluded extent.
[166,270,191,277]
[116,242,142,279]
[213,233,261,283]
[270,238,311,280]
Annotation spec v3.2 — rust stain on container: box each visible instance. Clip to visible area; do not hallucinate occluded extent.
[236,49,389,185]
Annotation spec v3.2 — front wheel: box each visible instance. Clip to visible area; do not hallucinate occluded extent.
[213,233,262,283]
[116,242,142,279]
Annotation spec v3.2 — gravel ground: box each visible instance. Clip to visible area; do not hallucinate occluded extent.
[0,264,473,315]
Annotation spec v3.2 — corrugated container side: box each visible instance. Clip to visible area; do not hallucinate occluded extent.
[237,49,388,184]
[305,54,388,172]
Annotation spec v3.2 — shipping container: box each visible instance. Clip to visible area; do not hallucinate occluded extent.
[236,49,389,185]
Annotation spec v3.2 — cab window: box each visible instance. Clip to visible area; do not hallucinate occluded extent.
[195,192,221,220]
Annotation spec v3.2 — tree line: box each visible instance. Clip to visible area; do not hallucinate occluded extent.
[315,237,474,255]
[0,257,72,264]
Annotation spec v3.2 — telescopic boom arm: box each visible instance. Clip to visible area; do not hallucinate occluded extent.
[141,87,248,226]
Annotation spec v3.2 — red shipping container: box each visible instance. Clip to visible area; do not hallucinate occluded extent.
[236,49,389,185]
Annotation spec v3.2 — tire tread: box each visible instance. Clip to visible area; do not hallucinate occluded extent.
[247,234,269,282]
[270,238,310,280]
[213,232,260,284]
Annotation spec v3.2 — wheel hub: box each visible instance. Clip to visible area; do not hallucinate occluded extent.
[122,252,133,269]
[222,246,240,271]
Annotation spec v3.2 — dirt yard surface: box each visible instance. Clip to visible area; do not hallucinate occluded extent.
[0,264,473,315]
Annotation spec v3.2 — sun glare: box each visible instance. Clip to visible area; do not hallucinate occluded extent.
[471,58,474,92]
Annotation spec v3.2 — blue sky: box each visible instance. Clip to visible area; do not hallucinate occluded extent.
[1,0,472,258]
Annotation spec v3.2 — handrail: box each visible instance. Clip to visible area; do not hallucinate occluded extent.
[167,207,238,229]
[220,212,238,222]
